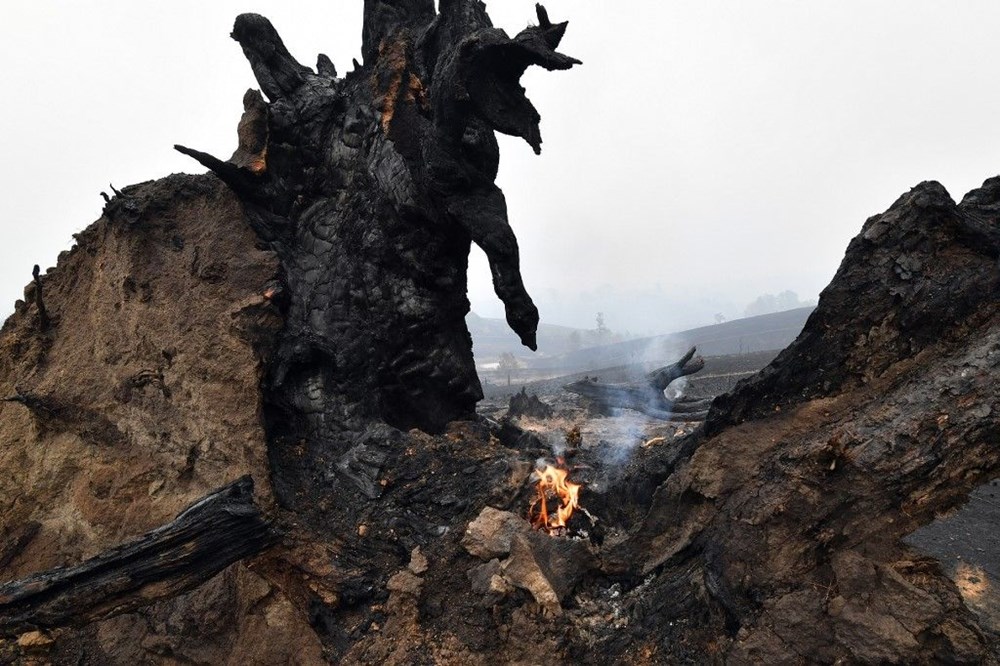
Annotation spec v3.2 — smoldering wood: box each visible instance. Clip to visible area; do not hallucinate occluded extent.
[562,347,709,421]
[0,476,275,638]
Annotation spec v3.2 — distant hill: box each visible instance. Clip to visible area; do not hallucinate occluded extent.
[470,307,814,371]
[466,311,589,362]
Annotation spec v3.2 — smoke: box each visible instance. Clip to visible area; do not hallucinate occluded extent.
[546,430,567,459]
[592,335,695,471]
[594,411,649,468]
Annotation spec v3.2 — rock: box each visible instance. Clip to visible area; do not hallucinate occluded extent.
[501,534,562,613]
[462,507,527,560]
[16,631,53,650]
[387,570,423,597]
[408,546,428,575]
[463,507,597,613]
[467,559,514,598]
[519,530,598,602]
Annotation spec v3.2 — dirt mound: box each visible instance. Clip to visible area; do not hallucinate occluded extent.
[0,175,325,664]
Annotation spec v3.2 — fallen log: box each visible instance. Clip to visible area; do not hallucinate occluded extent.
[562,347,708,420]
[0,476,275,638]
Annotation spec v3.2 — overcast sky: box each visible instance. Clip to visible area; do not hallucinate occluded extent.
[2,1,1000,334]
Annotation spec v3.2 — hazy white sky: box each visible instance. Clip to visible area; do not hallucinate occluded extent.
[2,1,1000,334]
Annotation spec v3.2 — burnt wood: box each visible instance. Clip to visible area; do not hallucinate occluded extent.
[563,347,709,420]
[0,477,275,638]
[175,2,579,436]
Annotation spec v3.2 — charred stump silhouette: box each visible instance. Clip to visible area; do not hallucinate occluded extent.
[176,2,578,438]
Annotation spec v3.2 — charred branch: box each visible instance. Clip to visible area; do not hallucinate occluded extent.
[173,144,261,198]
[429,4,579,154]
[443,186,539,349]
[230,13,313,102]
[563,347,708,421]
[316,53,338,79]
[0,477,275,638]
[646,346,705,390]
[30,265,49,332]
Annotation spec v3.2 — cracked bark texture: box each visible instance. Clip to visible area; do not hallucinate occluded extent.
[0,477,274,638]
[177,1,578,442]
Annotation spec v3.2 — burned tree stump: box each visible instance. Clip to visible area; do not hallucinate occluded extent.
[175,1,579,437]
[507,387,554,419]
[0,477,274,638]
[563,346,710,420]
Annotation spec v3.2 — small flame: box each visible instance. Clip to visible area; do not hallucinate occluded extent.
[528,459,582,534]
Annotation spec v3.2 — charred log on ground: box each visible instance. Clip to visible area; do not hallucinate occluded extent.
[563,346,710,420]
[0,477,274,638]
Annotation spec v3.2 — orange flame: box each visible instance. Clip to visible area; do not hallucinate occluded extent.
[529,460,582,533]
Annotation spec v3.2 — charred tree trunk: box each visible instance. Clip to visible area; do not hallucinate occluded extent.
[0,477,274,638]
[563,347,709,420]
[176,2,578,440]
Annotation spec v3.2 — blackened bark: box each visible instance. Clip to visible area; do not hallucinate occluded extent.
[707,180,1000,434]
[0,477,274,638]
[176,3,579,439]
[602,178,1000,662]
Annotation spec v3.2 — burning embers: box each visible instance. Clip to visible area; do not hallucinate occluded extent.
[528,459,582,535]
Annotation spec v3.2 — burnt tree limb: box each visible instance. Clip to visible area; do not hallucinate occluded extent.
[0,477,275,638]
[563,347,709,421]
[30,265,49,332]
[175,3,579,437]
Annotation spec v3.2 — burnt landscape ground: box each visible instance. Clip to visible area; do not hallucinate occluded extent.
[1,1,1000,664]
[479,348,782,403]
